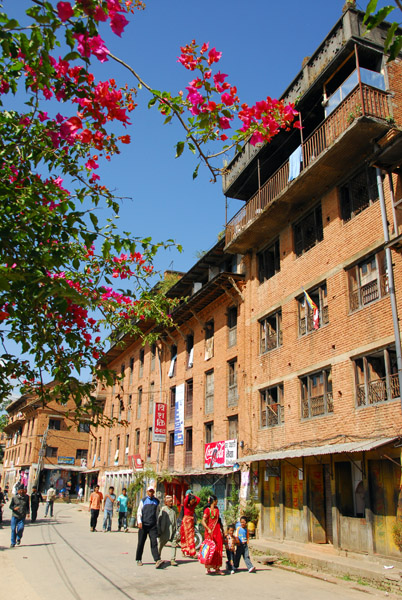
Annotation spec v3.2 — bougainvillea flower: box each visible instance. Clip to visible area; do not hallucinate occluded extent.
[110,12,129,36]
[57,1,74,22]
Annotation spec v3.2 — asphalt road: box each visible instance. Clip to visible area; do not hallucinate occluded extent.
[0,502,392,600]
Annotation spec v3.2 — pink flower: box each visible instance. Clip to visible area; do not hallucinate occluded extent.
[250,131,265,145]
[200,42,209,54]
[57,2,74,22]
[60,116,82,138]
[86,158,99,170]
[221,92,235,106]
[94,6,108,21]
[213,71,227,86]
[38,112,49,122]
[110,12,129,37]
[219,116,231,130]
[207,47,222,65]
[88,36,109,63]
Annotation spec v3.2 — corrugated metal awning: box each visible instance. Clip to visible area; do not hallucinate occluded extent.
[238,437,398,464]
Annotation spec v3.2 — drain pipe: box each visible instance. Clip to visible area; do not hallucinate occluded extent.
[376,167,402,409]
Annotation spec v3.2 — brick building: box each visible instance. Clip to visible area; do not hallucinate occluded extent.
[90,7,402,557]
[2,385,89,496]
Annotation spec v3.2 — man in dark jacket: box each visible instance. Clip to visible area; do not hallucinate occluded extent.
[10,486,30,547]
[30,486,43,523]
[135,486,163,568]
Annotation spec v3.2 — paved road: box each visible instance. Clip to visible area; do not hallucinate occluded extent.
[0,503,390,600]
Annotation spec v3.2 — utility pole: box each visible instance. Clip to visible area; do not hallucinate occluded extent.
[35,426,49,489]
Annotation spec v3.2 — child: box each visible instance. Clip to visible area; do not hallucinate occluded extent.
[224,524,238,574]
[117,488,129,532]
[234,516,256,573]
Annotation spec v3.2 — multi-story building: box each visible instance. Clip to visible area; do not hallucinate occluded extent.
[89,250,246,512]
[223,6,402,557]
[91,6,402,557]
[2,385,90,495]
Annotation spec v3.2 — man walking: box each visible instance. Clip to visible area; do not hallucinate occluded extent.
[158,494,178,566]
[102,486,116,532]
[44,485,56,517]
[30,486,43,523]
[89,484,103,532]
[10,486,30,547]
[117,487,129,532]
[136,486,163,568]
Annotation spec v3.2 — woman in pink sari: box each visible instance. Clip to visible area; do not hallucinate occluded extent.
[201,495,224,574]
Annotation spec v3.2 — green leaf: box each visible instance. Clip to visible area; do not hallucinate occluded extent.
[148,97,158,108]
[388,35,402,62]
[364,6,395,31]
[192,164,200,180]
[363,0,379,24]
[89,212,98,229]
[175,141,185,158]
[164,115,173,124]
[384,22,399,52]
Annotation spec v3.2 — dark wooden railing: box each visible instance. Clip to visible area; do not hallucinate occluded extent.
[225,85,390,246]
[356,373,400,406]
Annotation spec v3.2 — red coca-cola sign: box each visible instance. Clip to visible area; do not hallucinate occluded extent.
[204,441,226,468]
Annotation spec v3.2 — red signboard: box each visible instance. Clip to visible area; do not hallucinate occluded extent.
[153,402,167,442]
[128,454,144,471]
[204,441,226,468]
[204,439,237,469]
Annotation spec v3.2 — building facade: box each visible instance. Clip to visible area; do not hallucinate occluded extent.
[91,7,402,557]
[3,387,89,495]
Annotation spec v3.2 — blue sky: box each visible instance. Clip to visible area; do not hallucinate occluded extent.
[3,0,393,393]
[12,0,391,273]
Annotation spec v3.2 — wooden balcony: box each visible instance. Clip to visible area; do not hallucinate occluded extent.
[225,84,391,253]
[356,374,400,406]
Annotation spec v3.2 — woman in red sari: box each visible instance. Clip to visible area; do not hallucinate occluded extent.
[201,495,224,574]
[180,491,200,557]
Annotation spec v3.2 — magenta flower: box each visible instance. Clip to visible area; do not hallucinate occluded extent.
[57,1,74,22]
[207,47,222,65]
[88,36,109,63]
[213,71,228,86]
[110,12,129,37]
[219,116,231,130]
[94,6,108,21]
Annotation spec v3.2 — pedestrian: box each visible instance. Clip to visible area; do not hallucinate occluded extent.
[180,490,200,557]
[0,486,5,524]
[234,516,256,573]
[117,487,129,532]
[224,523,238,573]
[158,495,178,566]
[78,485,84,502]
[44,485,56,517]
[89,484,103,532]
[102,486,116,532]
[30,486,43,523]
[136,485,163,568]
[201,495,224,575]
[9,486,30,547]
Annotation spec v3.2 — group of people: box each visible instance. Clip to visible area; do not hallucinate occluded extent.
[4,481,256,574]
[2,483,62,547]
[88,484,129,533]
[88,484,255,574]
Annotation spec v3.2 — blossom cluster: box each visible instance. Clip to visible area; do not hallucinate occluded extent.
[177,40,300,145]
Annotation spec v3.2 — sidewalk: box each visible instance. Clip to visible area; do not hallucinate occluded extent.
[250,537,402,593]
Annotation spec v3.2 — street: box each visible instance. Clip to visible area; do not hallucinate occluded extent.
[0,503,391,600]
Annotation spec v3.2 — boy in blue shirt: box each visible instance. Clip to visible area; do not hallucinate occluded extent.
[117,488,129,532]
[234,516,256,573]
